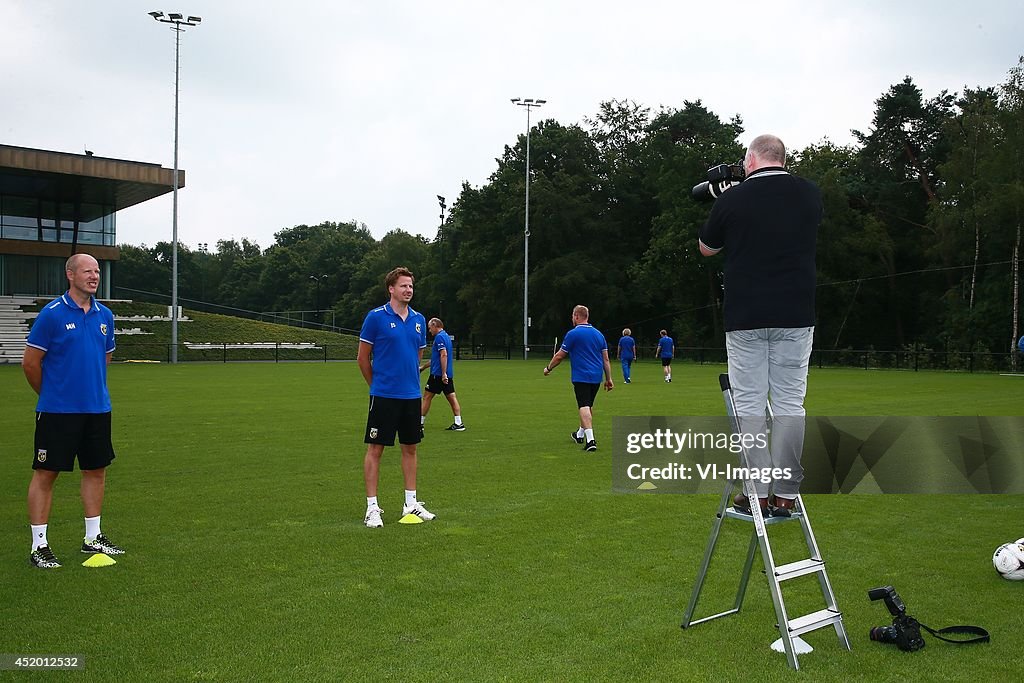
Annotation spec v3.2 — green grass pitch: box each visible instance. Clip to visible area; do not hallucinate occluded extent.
[1,361,1022,681]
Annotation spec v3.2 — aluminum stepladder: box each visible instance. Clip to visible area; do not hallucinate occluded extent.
[681,374,850,670]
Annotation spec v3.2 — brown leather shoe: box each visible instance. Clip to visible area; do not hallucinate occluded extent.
[733,493,769,515]
[769,495,795,517]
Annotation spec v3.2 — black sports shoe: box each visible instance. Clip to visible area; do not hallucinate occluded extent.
[82,533,125,555]
[570,432,584,445]
[30,545,61,569]
[445,423,467,431]
[584,440,598,452]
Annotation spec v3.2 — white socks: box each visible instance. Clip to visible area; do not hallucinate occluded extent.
[31,524,48,551]
[584,429,595,442]
[85,515,101,540]
[369,493,420,511]
[33,517,105,550]
[454,415,463,426]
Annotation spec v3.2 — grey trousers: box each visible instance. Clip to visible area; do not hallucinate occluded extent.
[725,327,814,498]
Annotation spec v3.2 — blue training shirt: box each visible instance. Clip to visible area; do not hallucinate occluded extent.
[26,293,115,413]
[359,303,427,399]
[618,335,636,360]
[560,323,607,384]
[430,329,454,377]
[658,336,674,358]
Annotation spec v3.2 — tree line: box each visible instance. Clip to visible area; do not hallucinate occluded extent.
[115,59,1024,354]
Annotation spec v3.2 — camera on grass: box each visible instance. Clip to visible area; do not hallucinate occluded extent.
[868,585,926,652]
[691,161,745,201]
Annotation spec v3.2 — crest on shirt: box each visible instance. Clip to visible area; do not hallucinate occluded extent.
[100,323,108,335]
[369,428,378,439]
[36,449,47,463]
[415,323,422,334]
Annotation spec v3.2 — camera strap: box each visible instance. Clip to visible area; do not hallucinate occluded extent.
[919,622,990,645]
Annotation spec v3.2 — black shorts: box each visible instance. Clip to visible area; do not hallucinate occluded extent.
[661,357,673,366]
[424,374,456,396]
[365,396,422,446]
[573,382,600,409]
[33,412,116,472]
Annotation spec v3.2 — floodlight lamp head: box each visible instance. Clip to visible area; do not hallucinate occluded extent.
[510,98,521,104]
[187,16,201,23]
[536,99,547,105]
[523,98,534,103]
[149,11,164,19]
[168,12,183,21]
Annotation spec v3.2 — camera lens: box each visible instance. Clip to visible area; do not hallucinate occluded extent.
[869,626,896,643]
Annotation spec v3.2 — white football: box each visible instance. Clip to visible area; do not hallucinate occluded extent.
[993,542,1024,581]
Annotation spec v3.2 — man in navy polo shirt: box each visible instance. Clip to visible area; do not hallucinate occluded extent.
[358,266,436,528]
[698,133,821,517]
[419,317,465,432]
[543,305,613,452]
[22,253,124,569]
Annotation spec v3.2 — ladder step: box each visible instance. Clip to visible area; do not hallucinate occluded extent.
[723,508,802,524]
[773,558,825,581]
[786,608,843,637]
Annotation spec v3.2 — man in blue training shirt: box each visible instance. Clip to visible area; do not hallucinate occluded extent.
[543,305,613,452]
[419,317,465,432]
[22,254,124,569]
[657,329,675,383]
[617,328,636,383]
[357,266,436,528]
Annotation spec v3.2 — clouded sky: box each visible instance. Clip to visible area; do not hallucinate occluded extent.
[3,0,1022,250]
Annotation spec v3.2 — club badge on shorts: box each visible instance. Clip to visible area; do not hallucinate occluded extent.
[36,449,47,463]
[100,323,108,335]
[369,428,378,439]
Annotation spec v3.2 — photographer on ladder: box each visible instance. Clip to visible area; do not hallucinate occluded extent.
[698,134,822,517]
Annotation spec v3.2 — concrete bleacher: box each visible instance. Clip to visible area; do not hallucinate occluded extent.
[0,295,37,364]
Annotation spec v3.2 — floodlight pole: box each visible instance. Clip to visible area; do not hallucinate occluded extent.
[309,274,327,325]
[150,10,201,363]
[437,195,447,319]
[511,98,545,360]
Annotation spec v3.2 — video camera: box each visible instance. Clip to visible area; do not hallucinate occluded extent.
[868,586,926,652]
[691,161,745,202]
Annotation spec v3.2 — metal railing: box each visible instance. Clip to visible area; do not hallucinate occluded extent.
[116,342,356,363]
[110,342,1020,371]
[112,287,359,335]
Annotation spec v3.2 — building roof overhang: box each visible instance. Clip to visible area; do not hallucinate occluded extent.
[0,144,182,219]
